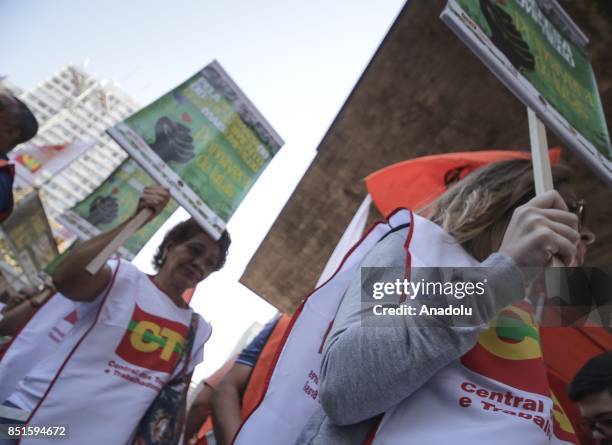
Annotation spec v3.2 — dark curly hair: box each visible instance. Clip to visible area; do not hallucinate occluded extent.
[14,97,38,144]
[568,352,612,402]
[152,218,231,272]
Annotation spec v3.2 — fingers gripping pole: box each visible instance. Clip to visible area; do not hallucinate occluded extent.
[85,209,152,275]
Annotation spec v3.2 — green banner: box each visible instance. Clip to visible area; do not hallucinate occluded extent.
[59,159,178,258]
[108,61,284,238]
[442,0,612,180]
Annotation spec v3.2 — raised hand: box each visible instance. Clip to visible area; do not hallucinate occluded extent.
[499,190,580,268]
[136,185,171,223]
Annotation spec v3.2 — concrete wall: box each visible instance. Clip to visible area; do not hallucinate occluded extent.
[241,0,612,313]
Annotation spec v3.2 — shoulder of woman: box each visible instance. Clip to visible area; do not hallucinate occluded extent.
[362,230,409,268]
[192,313,212,345]
[103,258,138,281]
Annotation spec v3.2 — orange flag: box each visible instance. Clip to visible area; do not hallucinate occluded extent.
[182,288,195,304]
[365,149,560,216]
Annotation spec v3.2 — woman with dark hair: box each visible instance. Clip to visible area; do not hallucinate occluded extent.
[152,217,231,273]
[0,186,230,445]
[289,159,594,445]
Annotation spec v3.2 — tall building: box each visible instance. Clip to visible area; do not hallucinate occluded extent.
[0,66,140,291]
[0,76,24,96]
[2,65,140,219]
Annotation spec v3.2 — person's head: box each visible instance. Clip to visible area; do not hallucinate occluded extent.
[152,218,231,291]
[0,91,38,153]
[426,159,595,263]
[568,352,612,443]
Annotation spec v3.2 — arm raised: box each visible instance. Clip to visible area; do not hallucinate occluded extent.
[53,186,170,302]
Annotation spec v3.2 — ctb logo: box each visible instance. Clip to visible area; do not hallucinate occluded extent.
[115,305,188,373]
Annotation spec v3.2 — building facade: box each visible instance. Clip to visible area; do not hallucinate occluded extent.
[240,0,612,313]
[2,65,139,219]
[0,65,139,291]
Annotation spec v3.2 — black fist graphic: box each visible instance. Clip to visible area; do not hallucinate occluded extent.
[149,116,195,164]
[88,195,119,226]
[481,0,535,71]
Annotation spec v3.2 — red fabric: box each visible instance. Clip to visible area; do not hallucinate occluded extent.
[548,368,595,445]
[541,327,612,383]
[182,288,195,304]
[365,149,561,217]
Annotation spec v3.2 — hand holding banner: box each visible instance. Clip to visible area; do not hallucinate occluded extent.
[58,158,179,260]
[441,0,612,183]
[107,60,284,240]
[61,60,283,267]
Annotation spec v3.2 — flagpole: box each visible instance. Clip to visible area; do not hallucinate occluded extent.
[527,108,563,322]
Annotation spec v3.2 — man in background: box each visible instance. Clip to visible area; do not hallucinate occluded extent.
[185,314,290,445]
[568,352,612,444]
[0,90,38,221]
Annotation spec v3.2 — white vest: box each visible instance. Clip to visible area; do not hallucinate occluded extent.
[6,260,210,445]
[235,210,578,445]
[235,209,415,444]
[0,293,79,404]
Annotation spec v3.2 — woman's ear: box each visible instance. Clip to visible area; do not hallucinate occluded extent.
[161,244,172,265]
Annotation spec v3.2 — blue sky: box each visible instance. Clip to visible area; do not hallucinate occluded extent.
[1,0,405,380]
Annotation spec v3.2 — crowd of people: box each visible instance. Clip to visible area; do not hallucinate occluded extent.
[0,89,610,445]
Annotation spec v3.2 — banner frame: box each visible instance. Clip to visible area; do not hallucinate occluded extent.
[107,122,225,240]
[440,0,612,185]
[57,209,134,260]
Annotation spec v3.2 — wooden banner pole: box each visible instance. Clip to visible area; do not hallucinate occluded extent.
[85,208,152,275]
[528,108,564,321]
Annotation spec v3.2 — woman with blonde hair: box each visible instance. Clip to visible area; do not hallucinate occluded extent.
[296,159,594,444]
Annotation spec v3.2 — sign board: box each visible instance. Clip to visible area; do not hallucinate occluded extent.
[108,60,284,239]
[10,141,95,187]
[58,159,179,260]
[441,0,612,183]
[1,191,58,282]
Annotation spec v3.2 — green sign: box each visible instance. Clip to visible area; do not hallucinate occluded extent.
[442,0,612,183]
[58,159,178,259]
[1,191,58,281]
[108,60,284,238]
